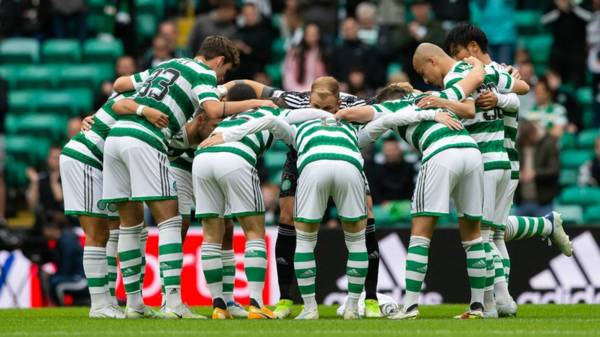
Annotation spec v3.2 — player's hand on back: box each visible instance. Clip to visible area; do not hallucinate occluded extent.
[199,132,224,148]
[417,95,447,109]
[434,112,463,130]
[81,115,95,131]
[256,99,278,109]
[142,107,169,128]
[475,91,498,110]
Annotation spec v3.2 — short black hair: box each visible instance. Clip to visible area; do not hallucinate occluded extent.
[226,83,257,101]
[444,23,488,57]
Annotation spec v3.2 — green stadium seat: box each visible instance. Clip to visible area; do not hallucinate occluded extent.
[5,135,50,165]
[559,132,577,149]
[576,87,593,105]
[15,65,57,89]
[583,205,600,224]
[8,90,38,113]
[265,63,282,87]
[554,204,583,225]
[136,0,164,17]
[87,0,106,12]
[0,66,19,88]
[559,168,578,186]
[57,65,103,90]
[36,91,75,115]
[559,186,600,206]
[16,114,68,143]
[521,34,553,65]
[5,158,29,188]
[5,115,19,135]
[264,151,287,171]
[83,38,124,63]
[577,129,599,149]
[271,38,286,61]
[0,38,39,64]
[373,205,394,227]
[42,39,81,63]
[514,10,542,34]
[137,14,159,44]
[87,14,112,35]
[66,88,93,115]
[560,150,593,169]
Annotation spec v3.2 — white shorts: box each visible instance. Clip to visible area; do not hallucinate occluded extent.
[411,148,483,219]
[170,166,193,218]
[192,152,264,219]
[102,136,176,203]
[60,154,118,219]
[294,160,367,223]
[482,169,512,228]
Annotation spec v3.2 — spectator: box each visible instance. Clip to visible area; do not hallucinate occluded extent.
[297,0,337,43]
[139,36,173,70]
[470,0,517,65]
[516,121,560,217]
[26,146,64,227]
[66,118,82,140]
[331,17,379,91]
[282,23,328,92]
[280,0,303,49]
[43,221,86,306]
[188,0,237,55]
[152,21,191,59]
[522,76,567,138]
[355,2,379,46]
[579,137,600,186]
[230,2,273,79]
[433,0,470,31]
[546,68,582,133]
[542,0,592,86]
[94,56,137,110]
[371,137,416,203]
[377,0,405,26]
[588,0,600,127]
[51,0,87,42]
[516,60,537,112]
[392,0,445,90]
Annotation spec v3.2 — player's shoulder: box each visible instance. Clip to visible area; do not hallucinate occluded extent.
[451,60,473,74]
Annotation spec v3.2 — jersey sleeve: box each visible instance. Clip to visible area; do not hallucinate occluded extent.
[371,99,412,114]
[130,70,151,90]
[192,71,220,105]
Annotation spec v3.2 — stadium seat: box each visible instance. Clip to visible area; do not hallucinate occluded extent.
[264,151,287,171]
[560,150,593,169]
[584,205,600,224]
[0,38,39,64]
[271,38,286,62]
[577,129,599,149]
[5,115,19,135]
[5,158,29,188]
[66,88,93,115]
[42,39,81,63]
[15,65,57,89]
[136,0,164,17]
[514,10,542,34]
[265,63,282,87]
[17,114,68,143]
[521,34,553,65]
[373,204,395,227]
[559,186,600,206]
[576,87,593,106]
[559,168,578,186]
[137,14,159,44]
[0,66,19,88]
[83,38,124,63]
[36,91,76,115]
[57,65,103,90]
[554,204,583,225]
[8,90,39,113]
[5,135,50,165]
[559,132,577,149]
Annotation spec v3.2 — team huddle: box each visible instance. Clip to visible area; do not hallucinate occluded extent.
[59,24,573,320]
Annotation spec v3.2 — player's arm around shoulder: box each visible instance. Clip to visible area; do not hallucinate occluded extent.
[111,99,169,128]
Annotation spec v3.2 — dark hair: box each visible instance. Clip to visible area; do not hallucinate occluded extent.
[375,85,409,103]
[227,83,257,101]
[536,75,556,100]
[443,23,488,57]
[295,23,327,84]
[197,35,240,69]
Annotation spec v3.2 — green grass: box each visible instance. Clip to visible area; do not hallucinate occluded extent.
[1,305,599,337]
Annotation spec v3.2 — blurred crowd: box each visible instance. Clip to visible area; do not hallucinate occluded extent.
[0,0,599,238]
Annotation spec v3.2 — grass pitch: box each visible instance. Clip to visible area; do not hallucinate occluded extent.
[1,305,599,337]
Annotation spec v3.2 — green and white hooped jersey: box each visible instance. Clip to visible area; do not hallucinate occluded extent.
[294,117,363,174]
[443,61,512,171]
[371,99,479,164]
[61,92,132,170]
[488,62,520,180]
[110,58,219,154]
[195,107,280,166]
